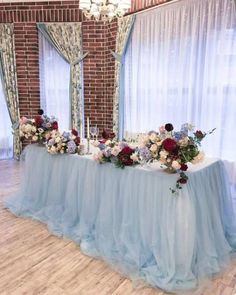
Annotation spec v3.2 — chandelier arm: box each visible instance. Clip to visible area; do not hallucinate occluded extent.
[80,0,131,22]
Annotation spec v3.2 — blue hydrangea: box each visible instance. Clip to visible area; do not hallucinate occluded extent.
[62,131,70,140]
[98,143,106,150]
[48,139,55,146]
[67,140,77,154]
[138,146,152,161]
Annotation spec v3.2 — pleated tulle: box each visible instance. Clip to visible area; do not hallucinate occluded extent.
[4,145,236,292]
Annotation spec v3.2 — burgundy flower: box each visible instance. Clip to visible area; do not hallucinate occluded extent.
[34,115,44,127]
[121,146,134,155]
[178,178,187,184]
[195,130,204,139]
[180,163,188,171]
[38,109,44,115]
[118,154,134,166]
[72,128,78,136]
[102,129,110,140]
[165,123,174,132]
[74,136,80,146]
[162,138,177,152]
[51,121,58,130]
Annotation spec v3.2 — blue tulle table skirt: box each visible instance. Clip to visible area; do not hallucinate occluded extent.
[4,145,236,292]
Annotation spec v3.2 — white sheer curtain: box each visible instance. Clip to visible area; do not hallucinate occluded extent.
[39,32,70,131]
[0,76,13,159]
[123,0,236,186]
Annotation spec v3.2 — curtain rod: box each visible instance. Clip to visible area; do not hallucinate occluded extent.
[131,0,181,16]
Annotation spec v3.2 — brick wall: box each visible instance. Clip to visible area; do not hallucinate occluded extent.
[0,0,172,133]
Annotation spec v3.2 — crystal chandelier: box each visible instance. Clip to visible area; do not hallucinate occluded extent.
[79,0,131,22]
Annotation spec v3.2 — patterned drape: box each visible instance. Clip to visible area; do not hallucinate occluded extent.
[112,15,135,139]
[37,23,86,131]
[0,24,21,159]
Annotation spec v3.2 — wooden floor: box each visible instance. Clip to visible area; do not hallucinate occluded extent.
[1,160,236,295]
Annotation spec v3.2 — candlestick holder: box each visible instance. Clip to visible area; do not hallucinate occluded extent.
[86,137,92,155]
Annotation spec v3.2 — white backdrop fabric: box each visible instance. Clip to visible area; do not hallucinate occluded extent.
[123,0,236,186]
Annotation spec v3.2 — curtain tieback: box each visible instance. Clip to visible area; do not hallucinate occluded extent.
[70,52,89,67]
[110,50,122,63]
[12,121,19,131]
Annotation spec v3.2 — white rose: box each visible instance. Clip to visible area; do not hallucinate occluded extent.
[31,126,37,133]
[150,144,158,152]
[142,135,150,145]
[130,153,139,163]
[93,151,103,162]
[105,140,111,146]
[25,124,32,132]
[50,146,56,154]
[149,133,157,142]
[55,137,61,143]
[179,137,189,147]
[32,135,38,141]
[160,150,169,159]
[51,130,57,138]
[171,160,181,170]
[111,146,122,156]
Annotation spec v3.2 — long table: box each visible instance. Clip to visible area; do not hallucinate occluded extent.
[4,144,236,292]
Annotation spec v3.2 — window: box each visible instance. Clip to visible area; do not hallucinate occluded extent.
[0,77,13,159]
[39,32,70,131]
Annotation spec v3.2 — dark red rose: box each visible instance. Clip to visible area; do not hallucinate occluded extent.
[38,109,44,115]
[195,130,204,139]
[102,129,110,140]
[180,163,188,171]
[178,178,187,184]
[51,121,58,130]
[72,128,78,136]
[162,138,177,152]
[165,123,174,132]
[121,146,134,155]
[34,115,44,127]
[118,154,134,166]
[74,136,80,146]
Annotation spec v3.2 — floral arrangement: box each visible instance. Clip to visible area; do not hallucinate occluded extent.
[94,124,215,193]
[46,128,81,155]
[138,123,215,192]
[19,110,58,143]
[93,130,139,168]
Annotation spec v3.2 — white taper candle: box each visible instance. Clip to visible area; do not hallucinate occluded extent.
[87,117,90,138]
